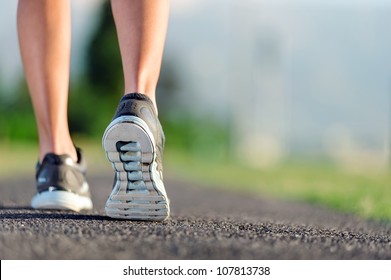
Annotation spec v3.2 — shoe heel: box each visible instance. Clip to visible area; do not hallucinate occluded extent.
[103,117,169,221]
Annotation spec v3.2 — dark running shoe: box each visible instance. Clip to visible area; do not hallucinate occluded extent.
[102,93,169,221]
[31,148,93,211]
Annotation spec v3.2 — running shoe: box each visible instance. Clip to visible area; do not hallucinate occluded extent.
[31,148,93,211]
[102,93,169,221]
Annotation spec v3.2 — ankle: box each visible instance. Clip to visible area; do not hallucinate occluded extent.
[123,92,158,114]
[39,141,78,162]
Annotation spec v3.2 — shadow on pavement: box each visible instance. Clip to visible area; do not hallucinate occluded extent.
[0,208,109,221]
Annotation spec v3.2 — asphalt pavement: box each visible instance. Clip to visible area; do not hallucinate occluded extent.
[1,171,390,259]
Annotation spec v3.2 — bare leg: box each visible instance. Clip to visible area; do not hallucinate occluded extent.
[111,0,170,107]
[17,0,76,161]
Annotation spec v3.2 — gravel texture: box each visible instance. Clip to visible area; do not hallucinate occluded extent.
[1,173,390,259]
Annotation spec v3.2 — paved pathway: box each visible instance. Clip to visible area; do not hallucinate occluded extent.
[1,173,390,259]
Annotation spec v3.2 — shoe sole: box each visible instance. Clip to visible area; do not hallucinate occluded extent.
[102,115,170,221]
[31,186,93,212]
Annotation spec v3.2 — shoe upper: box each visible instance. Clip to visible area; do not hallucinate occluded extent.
[113,93,165,175]
[35,148,90,197]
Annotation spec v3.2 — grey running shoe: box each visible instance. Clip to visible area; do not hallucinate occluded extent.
[31,148,93,211]
[102,93,169,221]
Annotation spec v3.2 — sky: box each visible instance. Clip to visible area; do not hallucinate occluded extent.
[1,0,390,86]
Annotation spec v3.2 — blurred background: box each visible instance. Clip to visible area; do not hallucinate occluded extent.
[0,0,390,220]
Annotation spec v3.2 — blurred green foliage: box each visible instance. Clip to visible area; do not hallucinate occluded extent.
[68,1,122,138]
[166,150,391,221]
[0,80,37,142]
[85,1,123,96]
